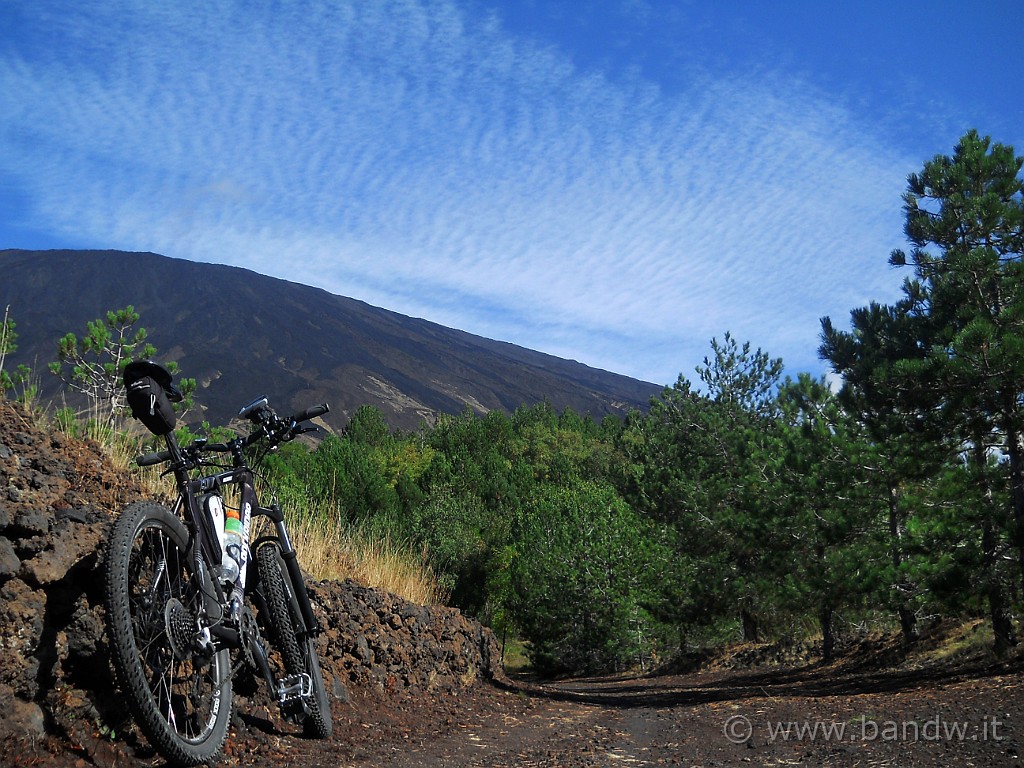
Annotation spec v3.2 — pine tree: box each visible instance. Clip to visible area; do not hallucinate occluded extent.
[893,131,1024,598]
[640,336,785,641]
[820,300,947,643]
[49,305,196,429]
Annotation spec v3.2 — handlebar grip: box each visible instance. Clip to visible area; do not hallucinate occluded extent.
[136,450,172,467]
[291,403,330,423]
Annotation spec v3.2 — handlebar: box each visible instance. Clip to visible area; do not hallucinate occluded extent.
[135,400,330,467]
[137,449,172,467]
[290,403,329,423]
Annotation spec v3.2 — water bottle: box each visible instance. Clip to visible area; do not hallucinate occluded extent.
[206,494,240,584]
[221,504,244,585]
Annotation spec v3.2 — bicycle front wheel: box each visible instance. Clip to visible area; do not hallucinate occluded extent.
[256,540,333,738]
[104,501,233,766]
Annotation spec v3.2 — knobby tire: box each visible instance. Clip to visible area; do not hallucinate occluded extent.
[255,540,333,738]
[104,501,233,766]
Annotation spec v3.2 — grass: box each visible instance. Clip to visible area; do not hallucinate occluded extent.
[278,510,450,606]
[908,617,1024,666]
[498,636,533,675]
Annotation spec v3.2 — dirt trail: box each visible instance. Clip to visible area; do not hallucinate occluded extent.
[229,654,1023,768]
[374,663,1023,767]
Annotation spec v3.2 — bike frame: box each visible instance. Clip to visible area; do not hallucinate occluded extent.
[161,429,321,651]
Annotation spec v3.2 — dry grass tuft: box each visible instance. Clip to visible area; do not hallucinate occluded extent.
[284,512,449,607]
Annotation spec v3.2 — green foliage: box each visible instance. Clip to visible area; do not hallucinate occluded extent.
[511,479,673,675]
[634,337,787,641]
[0,305,16,391]
[880,131,1022,648]
[308,433,402,522]
[696,332,783,416]
[345,404,393,446]
[49,305,153,419]
[1,364,35,404]
[773,374,884,655]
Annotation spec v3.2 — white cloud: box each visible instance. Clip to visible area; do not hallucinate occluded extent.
[0,0,915,385]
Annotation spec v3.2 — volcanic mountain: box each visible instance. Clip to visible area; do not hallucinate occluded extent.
[1,249,661,431]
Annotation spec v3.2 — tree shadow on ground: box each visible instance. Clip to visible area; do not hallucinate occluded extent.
[504,647,1024,711]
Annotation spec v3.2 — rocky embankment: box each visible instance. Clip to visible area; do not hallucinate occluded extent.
[0,400,503,765]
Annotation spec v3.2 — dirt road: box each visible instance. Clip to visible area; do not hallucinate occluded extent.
[379,665,1022,767]
[7,651,1021,766]
[223,654,1022,768]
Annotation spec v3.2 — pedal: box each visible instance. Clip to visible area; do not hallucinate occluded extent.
[277,673,313,706]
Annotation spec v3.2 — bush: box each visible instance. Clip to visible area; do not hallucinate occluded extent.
[511,479,670,675]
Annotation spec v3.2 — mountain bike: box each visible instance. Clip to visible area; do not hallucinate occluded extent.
[104,361,333,766]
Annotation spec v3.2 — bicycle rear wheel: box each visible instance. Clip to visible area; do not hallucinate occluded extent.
[255,540,333,738]
[105,501,232,766]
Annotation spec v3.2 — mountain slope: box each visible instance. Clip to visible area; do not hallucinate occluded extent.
[1,249,660,431]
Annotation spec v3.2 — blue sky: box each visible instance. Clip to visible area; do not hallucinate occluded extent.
[2,1,1021,387]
